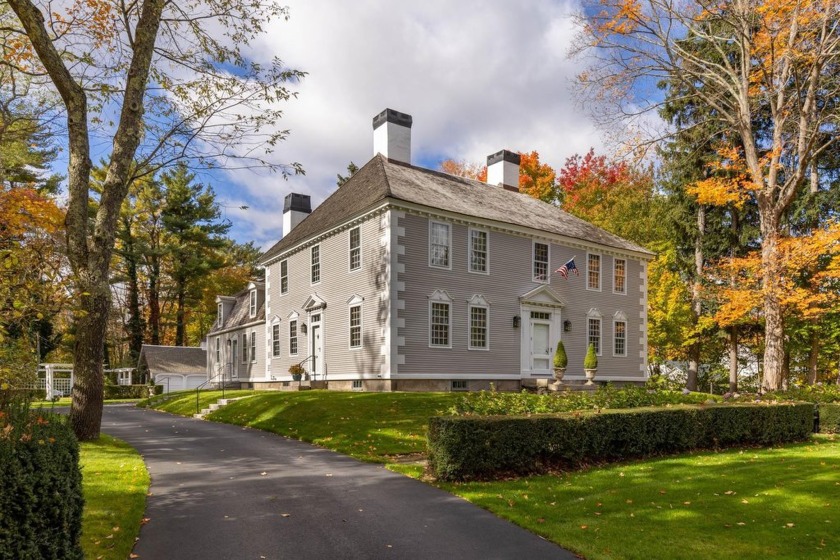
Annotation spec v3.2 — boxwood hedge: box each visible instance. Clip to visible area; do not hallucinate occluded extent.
[818,403,840,433]
[0,403,83,559]
[428,403,814,481]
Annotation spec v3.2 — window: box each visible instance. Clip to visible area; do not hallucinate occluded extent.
[311,245,320,284]
[289,320,298,356]
[429,221,451,268]
[241,334,248,363]
[349,227,361,271]
[217,303,223,327]
[469,229,488,273]
[272,323,280,357]
[588,317,602,355]
[614,320,627,357]
[280,260,288,294]
[614,258,626,294]
[215,337,220,363]
[451,380,468,391]
[430,302,451,347]
[249,331,256,362]
[249,289,257,318]
[349,305,362,349]
[533,242,549,283]
[352,379,363,389]
[531,311,551,320]
[469,305,488,349]
[588,253,601,291]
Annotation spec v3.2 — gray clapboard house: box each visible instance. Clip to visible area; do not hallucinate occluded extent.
[207,108,654,391]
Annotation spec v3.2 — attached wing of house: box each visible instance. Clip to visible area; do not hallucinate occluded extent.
[138,344,208,393]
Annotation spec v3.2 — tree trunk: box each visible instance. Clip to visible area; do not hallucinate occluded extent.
[175,281,186,346]
[127,253,144,363]
[686,204,705,391]
[148,257,161,345]
[807,329,819,385]
[761,226,785,391]
[728,327,738,393]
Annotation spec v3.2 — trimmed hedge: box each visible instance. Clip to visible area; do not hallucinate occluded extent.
[0,406,84,559]
[818,403,840,433]
[428,403,814,481]
[103,384,162,399]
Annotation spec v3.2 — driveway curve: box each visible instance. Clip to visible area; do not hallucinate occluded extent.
[102,405,577,560]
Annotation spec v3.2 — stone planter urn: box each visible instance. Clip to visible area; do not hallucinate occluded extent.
[583,343,598,386]
[553,367,566,384]
[584,368,597,385]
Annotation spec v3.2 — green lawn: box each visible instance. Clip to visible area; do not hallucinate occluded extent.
[137,389,258,416]
[206,391,459,462]
[441,435,840,560]
[79,434,149,560]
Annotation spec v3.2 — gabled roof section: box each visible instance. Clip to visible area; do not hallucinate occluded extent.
[260,154,654,264]
[138,345,206,376]
[208,288,265,334]
[520,285,567,308]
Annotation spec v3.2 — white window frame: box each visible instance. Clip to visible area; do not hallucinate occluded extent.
[311,245,321,284]
[249,331,257,363]
[272,323,281,358]
[429,220,452,270]
[349,304,362,350]
[215,336,220,363]
[241,333,248,364]
[349,226,361,272]
[613,315,627,357]
[249,289,257,318]
[280,260,289,295]
[289,320,299,357]
[613,258,627,295]
[217,303,223,327]
[587,308,603,356]
[587,252,602,292]
[467,301,489,351]
[468,228,489,275]
[428,289,453,348]
[533,241,550,284]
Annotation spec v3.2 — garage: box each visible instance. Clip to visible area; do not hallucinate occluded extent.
[138,345,208,393]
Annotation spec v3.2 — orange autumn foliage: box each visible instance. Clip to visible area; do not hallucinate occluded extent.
[518,151,557,203]
[439,159,487,182]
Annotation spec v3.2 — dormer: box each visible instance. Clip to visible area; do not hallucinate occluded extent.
[216,295,236,328]
[247,281,265,319]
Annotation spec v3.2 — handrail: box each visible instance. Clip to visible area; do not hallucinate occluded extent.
[195,366,229,414]
[296,355,315,380]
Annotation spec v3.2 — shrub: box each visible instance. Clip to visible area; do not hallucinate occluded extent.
[428,403,814,481]
[584,343,598,369]
[818,403,840,433]
[553,341,568,369]
[103,384,162,399]
[0,396,84,559]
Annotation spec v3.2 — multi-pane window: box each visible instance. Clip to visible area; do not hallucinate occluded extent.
[249,331,256,362]
[215,337,220,362]
[289,320,298,356]
[469,306,488,349]
[280,260,288,294]
[614,258,626,294]
[311,245,320,284]
[241,334,248,363]
[217,303,223,327]
[588,253,601,290]
[272,324,280,357]
[430,222,451,268]
[533,242,549,282]
[249,290,257,317]
[349,305,362,348]
[430,302,451,347]
[349,227,361,271]
[469,229,488,273]
[588,318,602,355]
[614,320,627,357]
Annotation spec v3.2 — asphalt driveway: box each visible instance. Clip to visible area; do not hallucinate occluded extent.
[102,405,577,560]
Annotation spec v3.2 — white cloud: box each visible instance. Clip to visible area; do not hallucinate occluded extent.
[215,0,608,249]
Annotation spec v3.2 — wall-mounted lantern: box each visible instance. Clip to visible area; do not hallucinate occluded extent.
[301,323,308,335]
[513,315,521,329]
[564,320,572,332]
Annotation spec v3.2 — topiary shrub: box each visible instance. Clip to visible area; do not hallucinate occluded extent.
[583,343,598,369]
[428,402,814,481]
[553,341,568,369]
[818,403,840,433]
[0,395,83,559]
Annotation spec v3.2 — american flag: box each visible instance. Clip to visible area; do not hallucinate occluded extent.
[555,258,579,279]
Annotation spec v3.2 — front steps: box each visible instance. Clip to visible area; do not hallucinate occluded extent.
[193,396,252,420]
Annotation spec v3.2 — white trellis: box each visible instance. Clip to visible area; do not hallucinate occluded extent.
[36,363,74,399]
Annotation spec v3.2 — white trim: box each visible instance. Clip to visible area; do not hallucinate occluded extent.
[587,252,602,292]
[217,302,223,327]
[349,225,362,272]
[613,257,627,295]
[249,330,257,363]
[428,220,452,270]
[347,294,365,305]
[280,259,289,295]
[428,291,453,348]
[241,333,248,364]
[249,289,257,318]
[209,318,265,337]
[310,244,321,285]
[288,319,299,357]
[613,317,627,357]
[349,303,362,350]
[587,315,603,357]
[467,302,490,351]
[271,322,281,358]
[520,303,562,376]
[532,240,550,284]
[467,227,490,275]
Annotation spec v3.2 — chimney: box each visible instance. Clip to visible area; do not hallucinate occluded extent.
[486,150,521,192]
[283,193,311,237]
[373,108,412,163]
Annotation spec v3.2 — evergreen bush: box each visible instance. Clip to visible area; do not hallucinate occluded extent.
[553,341,568,369]
[584,343,598,369]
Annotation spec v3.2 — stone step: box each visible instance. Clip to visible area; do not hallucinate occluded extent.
[193,413,204,419]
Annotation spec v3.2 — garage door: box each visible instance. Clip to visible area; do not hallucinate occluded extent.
[185,375,206,389]
[156,375,184,393]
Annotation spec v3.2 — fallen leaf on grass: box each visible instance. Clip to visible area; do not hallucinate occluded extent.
[281,513,291,518]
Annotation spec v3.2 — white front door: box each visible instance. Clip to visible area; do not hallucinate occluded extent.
[310,313,323,379]
[530,318,552,373]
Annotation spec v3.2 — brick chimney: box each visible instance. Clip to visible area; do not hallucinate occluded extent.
[283,193,311,237]
[486,150,521,192]
[373,108,412,164]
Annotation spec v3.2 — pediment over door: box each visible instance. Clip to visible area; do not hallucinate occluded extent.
[302,293,327,311]
[519,285,566,308]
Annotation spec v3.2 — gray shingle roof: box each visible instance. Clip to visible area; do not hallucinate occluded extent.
[260,154,653,264]
[209,287,265,334]
[138,345,206,375]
